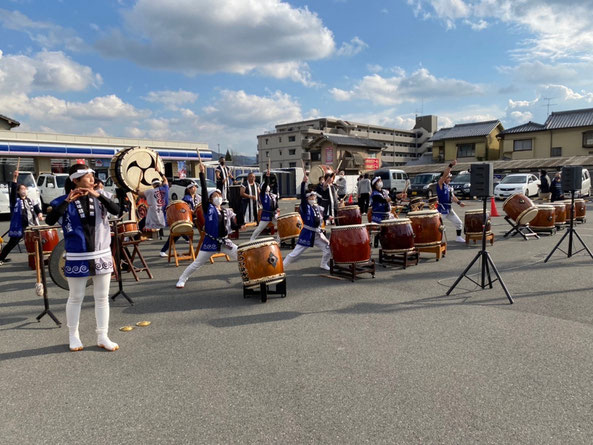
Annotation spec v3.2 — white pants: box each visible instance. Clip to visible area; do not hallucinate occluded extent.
[250,218,279,241]
[66,273,112,335]
[283,233,331,268]
[178,244,238,283]
[443,209,463,231]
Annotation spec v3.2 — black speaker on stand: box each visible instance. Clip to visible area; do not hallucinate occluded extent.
[545,166,593,261]
[446,163,513,304]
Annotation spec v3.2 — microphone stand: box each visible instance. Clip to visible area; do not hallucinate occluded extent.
[110,218,134,305]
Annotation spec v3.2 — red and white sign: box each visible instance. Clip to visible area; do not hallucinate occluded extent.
[364,158,380,170]
[325,146,334,164]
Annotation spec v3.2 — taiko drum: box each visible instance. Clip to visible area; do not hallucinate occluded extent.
[566,198,587,221]
[530,205,556,230]
[379,218,415,253]
[25,226,60,270]
[277,212,303,241]
[551,202,566,226]
[116,220,139,237]
[336,205,362,226]
[464,209,491,235]
[330,224,371,264]
[503,193,538,225]
[408,210,443,247]
[166,200,193,235]
[237,238,285,288]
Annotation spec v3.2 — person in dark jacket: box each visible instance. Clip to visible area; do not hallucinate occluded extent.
[316,172,338,224]
[539,169,551,201]
[0,169,43,265]
[550,171,564,202]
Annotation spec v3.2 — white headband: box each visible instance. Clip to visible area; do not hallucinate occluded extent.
[209,189,222,198]
[306,191,320,198]
[69,168,95,180]
[372,177,381,186]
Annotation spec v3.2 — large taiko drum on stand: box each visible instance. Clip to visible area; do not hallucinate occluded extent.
[330,224,371,264]
[408,210,443,247]
[464,209,491,236]
[379,218,415,253]
[552,202,566,226]
[109,146,165,193]
[166,200,193,235]
[237,238,285,288]
[25,226,59,270]
[309,165,334,185]
[277,212,303,241]
[530,205,556,230]
[336,205,362,226]
[503,193,538,225]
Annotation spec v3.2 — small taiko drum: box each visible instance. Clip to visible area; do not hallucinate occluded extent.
[503,193,538,225]
[277,212,302,241]
[166,200,193,235]
[330,224,371,264]
[193,205,205,231]
[568,198,587,221]
[116,220,138,237]
[237,237,285,288]
[142,228,160,239]
[427,196,439,210]
[336,205,362,226]
[530,205,556,230]
[464,209,491,236]
[379,218,415,253]
[551,203,566,226]
[408,210,443,247]
[25,226,60,270]
[409,197,424,212]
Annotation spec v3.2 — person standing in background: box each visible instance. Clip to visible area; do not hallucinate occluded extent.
[539,169,551,201]
[335,171,347,201]
[240,172,259,224]
[550,171,564,202]
[357,173,371,215]
[215,156,233,203]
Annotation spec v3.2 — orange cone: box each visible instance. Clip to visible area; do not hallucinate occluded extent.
[348,194,353,204]
[490,196,500,217]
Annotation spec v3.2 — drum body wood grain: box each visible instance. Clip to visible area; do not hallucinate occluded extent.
[277,212,302,241]
[503,193,538,225]
[552,203,566,225]
[330,224,371,264]
[166,200,193,235]
[530,205,556,229]
[116,220,139,237]
[566,198,586,221]
[237,238,285,287]
[464,209,491,235]
[25,226,60,270]
[379,218,415,253]
[193,205,205,231]
[337,205,362,226]
[408,210,443,247]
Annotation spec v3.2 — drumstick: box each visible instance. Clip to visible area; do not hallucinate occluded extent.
[34,234,44,297]
[16,157,21,173]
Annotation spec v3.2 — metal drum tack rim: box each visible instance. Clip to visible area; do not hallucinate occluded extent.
[237,238,285,287]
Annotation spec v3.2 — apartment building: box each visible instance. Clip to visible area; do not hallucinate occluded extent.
[256,116,437,171]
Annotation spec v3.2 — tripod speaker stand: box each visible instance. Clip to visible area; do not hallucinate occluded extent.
[110,219,134,305]
[446,197,514,304]
[544,190,593,262]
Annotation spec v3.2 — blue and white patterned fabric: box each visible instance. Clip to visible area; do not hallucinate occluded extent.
[297,181,323,247]
[370,190,391,223]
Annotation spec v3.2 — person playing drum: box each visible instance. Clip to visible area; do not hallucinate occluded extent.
[46,164,121,352]
[250,169,280,241]
[175,163,240,288]
[283,172,331,271]
[436,159,466,242]
[369,176,393,247]
[215,156,233,203]
[0,169,43,266]
[160,184,196,256]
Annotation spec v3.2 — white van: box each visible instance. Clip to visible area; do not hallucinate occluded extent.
[579,169,591,197]
[37,173,68,209]
[372,169,409,193]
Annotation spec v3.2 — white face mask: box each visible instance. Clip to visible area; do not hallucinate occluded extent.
[376,181,383,190]
[308,199,317,206]
[212,197,223,206]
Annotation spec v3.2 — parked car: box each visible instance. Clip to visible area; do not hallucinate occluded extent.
[577,169,591,197]
[104,177,118,196]
[0,183,10,214]
[169,177,216,201]
[450,171,472,198]
[408,172,441,198]
[371,169,409,194]
[494,173,540,200]
[37,173,68,210]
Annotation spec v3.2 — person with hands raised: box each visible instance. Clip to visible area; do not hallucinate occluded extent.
[436,159,466,242]
[249,168,279,241]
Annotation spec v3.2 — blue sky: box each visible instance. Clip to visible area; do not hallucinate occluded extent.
[2,0,593,156]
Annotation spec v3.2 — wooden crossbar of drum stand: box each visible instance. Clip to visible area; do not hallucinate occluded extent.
[466,232,494,245]
[210,252,230,263]
[378,249,419,268]
[417,243,447,261]
[167,231,196,266]
[279,238,297,249]
[330,259,376,282]
[243,278,287,303]
[502,216,539,240]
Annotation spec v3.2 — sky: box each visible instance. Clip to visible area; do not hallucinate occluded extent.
[2,0,593,156]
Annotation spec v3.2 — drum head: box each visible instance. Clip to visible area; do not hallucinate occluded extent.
[170,221,194,235]
[277,212,299,220]
[114,147,165,193]
[48,240,91,291]
[237,237,277,251]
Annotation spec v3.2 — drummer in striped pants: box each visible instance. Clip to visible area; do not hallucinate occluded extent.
[283,174,331,271]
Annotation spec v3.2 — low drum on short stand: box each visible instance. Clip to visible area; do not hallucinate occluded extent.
[530,205,556,230]
[166,200,193,235]
[464,209,491,236]
[25,227,59,270]
[336,205,362,226]
[379,218,415,253]
[277,212,302,242]
[552,202,566,226]
[408,210,443,247]
[237,238,285,288]
[568,198,586,221]
[503,193,538,225]
[330,224,371,264]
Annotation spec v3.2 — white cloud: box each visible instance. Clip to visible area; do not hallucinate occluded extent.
[330,68,484,105]
[0,50,102,93]
[336,37,368,57]
[143,89,198,109]
[257,61,317,87]
[540,84,593,103]
[96,0,335,84]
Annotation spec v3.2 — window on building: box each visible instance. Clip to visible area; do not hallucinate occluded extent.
[265,138,269,145]
[457,143,475,157]
[289,149,296,155]
[289,162,296,168]
[265,151,269,158]
[513,139,533,151]
[288,136,296,142]
[551,147,562,157]
[583,131,593,148]
[311,152,321,161]
[279,163,282,168]
[279,137,282,143]
[279,150,282,156]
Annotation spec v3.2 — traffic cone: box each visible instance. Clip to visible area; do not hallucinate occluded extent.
[348,194,353,204]
[490,196,500,217]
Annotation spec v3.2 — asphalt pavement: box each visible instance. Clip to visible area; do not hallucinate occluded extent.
[2,198,593,444]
